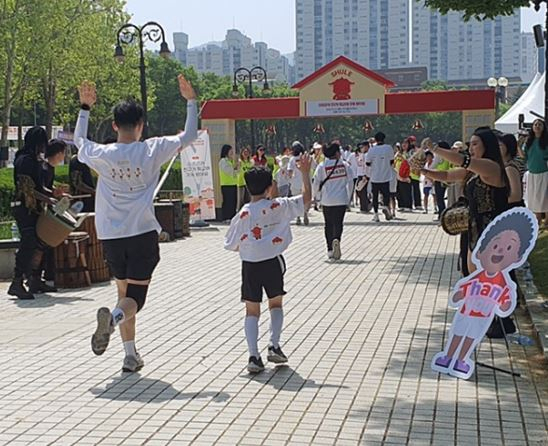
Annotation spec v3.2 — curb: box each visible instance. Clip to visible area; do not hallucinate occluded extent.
[517,267,548,361]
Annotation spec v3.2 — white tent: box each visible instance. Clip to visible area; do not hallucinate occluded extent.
[495,72,545,134]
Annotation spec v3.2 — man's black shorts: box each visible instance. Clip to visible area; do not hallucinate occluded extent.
[241,255,287,303]
[102,231,160,281]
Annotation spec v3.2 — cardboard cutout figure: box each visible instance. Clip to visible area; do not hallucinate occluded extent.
[432,207,538,380]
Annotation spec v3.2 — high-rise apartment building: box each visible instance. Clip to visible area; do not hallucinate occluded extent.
[173,30,294,83]
[411,1,521,82]
[521,33,538,83]
[295,0,409,81]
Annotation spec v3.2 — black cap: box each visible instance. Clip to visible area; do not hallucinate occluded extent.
[437,141,451,150]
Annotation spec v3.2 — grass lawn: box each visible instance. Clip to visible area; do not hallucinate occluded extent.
[529,231,548,297]
[0,221,12,240]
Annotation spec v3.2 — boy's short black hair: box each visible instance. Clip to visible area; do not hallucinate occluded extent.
[46,139,67,158]
[245,167,273,196]
[323,141,340,158]
[374,132,386,143]
[113,99,145,130]
[478,210,536,258]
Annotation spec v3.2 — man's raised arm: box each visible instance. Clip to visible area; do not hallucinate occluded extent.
[74,81,97,150]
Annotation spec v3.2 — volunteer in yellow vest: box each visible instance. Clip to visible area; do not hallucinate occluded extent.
[219,144,239,221]
[237,147,252,209]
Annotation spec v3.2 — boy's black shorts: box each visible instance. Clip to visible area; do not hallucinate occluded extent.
[102,231,160,281]
[241,255,287,303]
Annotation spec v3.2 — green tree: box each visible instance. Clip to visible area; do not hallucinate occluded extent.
[423,0,530,20]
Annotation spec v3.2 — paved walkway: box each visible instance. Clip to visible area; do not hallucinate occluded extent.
[0,211,547,446]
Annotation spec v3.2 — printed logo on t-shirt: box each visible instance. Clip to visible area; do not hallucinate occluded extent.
[324,164,347,180]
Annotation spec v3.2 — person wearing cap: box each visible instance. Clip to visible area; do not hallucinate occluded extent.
[313,141,354,260]
[365,132,395,222]
[446,141,465,207]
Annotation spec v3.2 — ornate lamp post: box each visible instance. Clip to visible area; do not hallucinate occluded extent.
[232,66,270,150]
[114,21,171,138]
[487,76,508,117]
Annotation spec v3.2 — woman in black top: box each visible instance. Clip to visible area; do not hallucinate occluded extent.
[422,128,509,273]
[499,133,526,209]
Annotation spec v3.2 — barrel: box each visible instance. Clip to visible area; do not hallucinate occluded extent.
[78,213,110,283]
[54,232,90,289]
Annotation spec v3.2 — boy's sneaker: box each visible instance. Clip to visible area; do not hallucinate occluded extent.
[247,356,265,373]
[91,307,114,356]
[382,206,392,221]
[327,250,334,259]
[372,213,380,222]
[332,239,341,260]
[296,217,302,225]
[303,214,309,226]
[122,353,145,373]
[267,346,288,364]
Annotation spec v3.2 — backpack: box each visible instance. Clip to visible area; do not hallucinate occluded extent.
[399,159,410,179]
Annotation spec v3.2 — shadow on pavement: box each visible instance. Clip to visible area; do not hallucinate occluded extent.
[11,295,94,308]
[90,375,230,403]
[241,365,349,392]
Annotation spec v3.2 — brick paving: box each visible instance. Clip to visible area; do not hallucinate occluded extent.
[0,210,547,446]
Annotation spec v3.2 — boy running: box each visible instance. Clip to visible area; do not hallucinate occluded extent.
[224,156,312,373]
[74,75,198,372]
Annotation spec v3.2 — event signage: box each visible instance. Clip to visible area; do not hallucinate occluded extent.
[431,208,538,380]
[305,99,379,117]
[180,130,216,220]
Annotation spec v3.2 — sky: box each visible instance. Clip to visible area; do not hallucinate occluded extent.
[124,0,546,55]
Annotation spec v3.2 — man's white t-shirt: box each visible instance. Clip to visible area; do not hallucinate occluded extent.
[224,196,305,262]
[365,143,395,183]
[74,102,198,240]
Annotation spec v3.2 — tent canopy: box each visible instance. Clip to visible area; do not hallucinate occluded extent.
[495,72,545,134]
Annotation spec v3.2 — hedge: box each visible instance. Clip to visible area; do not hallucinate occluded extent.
[0,161,183,220]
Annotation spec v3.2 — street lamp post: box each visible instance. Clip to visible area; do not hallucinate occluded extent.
[114,21,171,139]
[487,76,508,117]
[232,66,270,150]
[533,1,548,122]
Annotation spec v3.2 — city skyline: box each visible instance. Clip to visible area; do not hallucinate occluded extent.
[125,0,546,55]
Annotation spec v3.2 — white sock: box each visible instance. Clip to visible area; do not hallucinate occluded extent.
[123,340,137,357]
[244,316,260,358]
[270,308,284,348]
[111,308,125,326]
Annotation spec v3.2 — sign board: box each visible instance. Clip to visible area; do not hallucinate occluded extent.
[306,99,379,117]
[180,130,216,221]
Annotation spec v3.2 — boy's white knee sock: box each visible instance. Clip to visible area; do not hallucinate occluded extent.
[270,308,283,348]
[244,316,260,358]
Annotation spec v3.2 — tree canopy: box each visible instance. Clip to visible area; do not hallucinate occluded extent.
[423,0,533,20]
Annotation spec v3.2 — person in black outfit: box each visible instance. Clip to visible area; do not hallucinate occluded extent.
[39,139,68,291]
[69,147,96,212]
[8,127,50,299]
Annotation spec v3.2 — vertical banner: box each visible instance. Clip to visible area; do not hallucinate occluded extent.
[181,130,216,220]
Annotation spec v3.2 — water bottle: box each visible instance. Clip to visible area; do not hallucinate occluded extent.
[11,223,19,241]
[506,333,535,346]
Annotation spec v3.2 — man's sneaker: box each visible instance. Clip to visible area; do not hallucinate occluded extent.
[122,353,145,373]
[332,239,342,260]
[327,250,334,259]
[296,217,302,225]
[382,206,392,221]
[7,279,34,300]
[247,356,265,373]
[91,307,114,356]
[372,213,380,222]
[267,346,288,364]
[303,213,309,226]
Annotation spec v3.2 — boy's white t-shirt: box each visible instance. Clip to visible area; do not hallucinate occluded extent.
[224,196,305,262]
[74,102,198,240]
[365,143,395,183]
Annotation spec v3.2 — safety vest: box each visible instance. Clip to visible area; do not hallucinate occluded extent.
[219,158,238,186]
[237,159,253,187]
[267,156,277,175]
